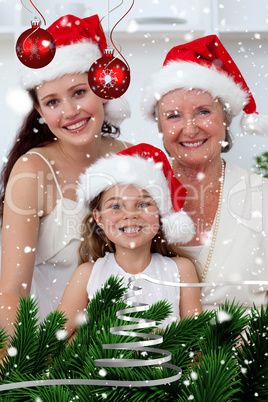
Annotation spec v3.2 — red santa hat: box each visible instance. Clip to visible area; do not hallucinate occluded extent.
[142,34,268,136]
[19,14,130,127]
[77,143,194,244]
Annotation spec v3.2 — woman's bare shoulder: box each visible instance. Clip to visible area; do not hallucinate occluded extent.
[10,147,52,176]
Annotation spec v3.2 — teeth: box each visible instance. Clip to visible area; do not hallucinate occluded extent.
[181,140,205,147]
[66,119,88,130]
[122,227,140,233]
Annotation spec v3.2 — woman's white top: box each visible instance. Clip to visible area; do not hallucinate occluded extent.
[28,151,83,320]
[181,160,268,313]
[87,252,181,329]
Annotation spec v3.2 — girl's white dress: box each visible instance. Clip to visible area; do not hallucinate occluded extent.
[87,252,181,328]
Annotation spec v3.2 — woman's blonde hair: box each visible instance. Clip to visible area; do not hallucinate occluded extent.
[78,191,194,265]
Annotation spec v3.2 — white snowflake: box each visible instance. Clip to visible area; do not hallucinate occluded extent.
[99,69,118,88]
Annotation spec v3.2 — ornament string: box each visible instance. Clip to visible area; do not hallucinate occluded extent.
[19,0,47,53]
[20,0,32,14]
[22,24,39,52]
[109,0,135,69]
[28,0,46,25]
[100,1,124,55]
[100,0,135,69]
[127,274,268,289]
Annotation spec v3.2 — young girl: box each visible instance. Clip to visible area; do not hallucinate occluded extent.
[58,143,202,336]
[0,14,131,333]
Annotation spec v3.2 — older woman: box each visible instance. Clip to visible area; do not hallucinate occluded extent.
[142,35,268,312]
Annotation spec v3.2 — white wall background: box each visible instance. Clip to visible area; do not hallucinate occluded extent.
[1,0,268,173]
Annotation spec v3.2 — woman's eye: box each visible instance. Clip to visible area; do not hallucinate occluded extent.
[74,89,86,97]
[46,99,58,107]
[166,111,180,119]
[199,109,210,115]
[139,202,150,208]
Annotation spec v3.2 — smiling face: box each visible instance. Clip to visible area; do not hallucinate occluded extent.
[93,184,160,252]
[158,88,227,168]
[34,73,107,147]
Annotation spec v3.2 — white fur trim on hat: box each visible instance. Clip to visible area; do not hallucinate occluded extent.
[142,61,249,120]
[77,153,194,244]
[19,40,101,90]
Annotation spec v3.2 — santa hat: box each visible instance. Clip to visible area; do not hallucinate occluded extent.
[77,143,194,244]
[142,34,268,136]
[19,14,130,127]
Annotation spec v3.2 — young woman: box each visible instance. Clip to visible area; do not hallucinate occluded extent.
[58,143,202,337]
[0,14,131,332]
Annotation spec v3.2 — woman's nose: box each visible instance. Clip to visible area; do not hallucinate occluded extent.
[182,117,198,136]
[61,99,80,118]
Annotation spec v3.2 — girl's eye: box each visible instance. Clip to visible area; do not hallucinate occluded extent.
[110,204,122,210]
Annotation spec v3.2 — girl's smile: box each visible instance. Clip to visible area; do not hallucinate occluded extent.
[94,184,160,250]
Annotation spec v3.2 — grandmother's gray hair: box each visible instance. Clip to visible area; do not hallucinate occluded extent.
[154,96,233,154]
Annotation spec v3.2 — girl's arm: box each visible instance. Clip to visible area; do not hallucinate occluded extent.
[0,156,42,334]
[172,257,203,319]
[57,262,94,338]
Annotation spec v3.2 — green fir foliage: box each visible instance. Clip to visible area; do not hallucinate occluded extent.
[254,152,268,177]
[0,276,267,401]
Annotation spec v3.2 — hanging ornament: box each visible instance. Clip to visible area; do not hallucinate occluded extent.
[16,19,56,68]
[88,0,134,99]
[88,48,130,99]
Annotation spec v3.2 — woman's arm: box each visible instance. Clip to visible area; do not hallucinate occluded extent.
[57,262,94,338]
[0,156,42,334]
[172,257,203,319]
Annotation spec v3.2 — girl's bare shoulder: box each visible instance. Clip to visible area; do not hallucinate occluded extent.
[70,261,95,283]
[171,256,199,282]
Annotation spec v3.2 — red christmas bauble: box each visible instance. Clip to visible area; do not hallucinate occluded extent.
[16,20,56,69]
[88,49,130,99]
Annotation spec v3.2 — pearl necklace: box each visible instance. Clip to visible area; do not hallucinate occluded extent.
[201,158,225,282]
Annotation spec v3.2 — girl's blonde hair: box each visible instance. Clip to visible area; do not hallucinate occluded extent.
[78,192,194,265]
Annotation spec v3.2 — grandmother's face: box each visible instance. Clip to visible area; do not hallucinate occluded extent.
[157,88,227,167]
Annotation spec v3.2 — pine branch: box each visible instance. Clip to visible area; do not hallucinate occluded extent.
[0,276,266,402]
[203,299,250,351]
[178,347,240,402]
[160,310,212,351]
[0,296,40,376]
[31,309,68,375]
[88,275,128,321]
[236,304,268,400]
[0,326,8,351]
